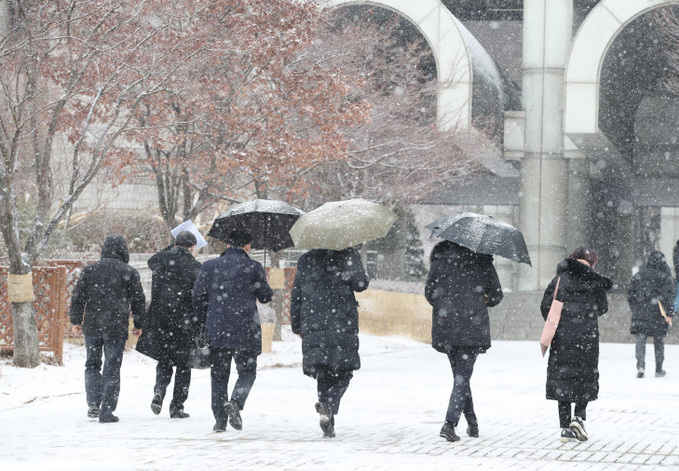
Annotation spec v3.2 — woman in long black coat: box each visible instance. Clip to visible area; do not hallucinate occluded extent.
[627,250,675,378]
[290,247,369,438]
[425,241,503,442]
[136,232,202,418]
[540,247,612,443]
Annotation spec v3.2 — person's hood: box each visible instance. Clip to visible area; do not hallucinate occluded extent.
[430,240,492,265]
[645,250,672,276]
[101,235,130,263]
[556,257,612,290]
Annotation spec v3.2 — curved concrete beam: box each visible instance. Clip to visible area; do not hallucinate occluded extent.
[564,0,678,141]
[324,0,473,129]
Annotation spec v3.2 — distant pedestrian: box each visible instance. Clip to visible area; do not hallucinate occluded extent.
[626,250,675,379]
[136,231,202,418]
[192,229,273,433]
[424,241,503,442]
[69,235,146,423]
[290,247,369,438]
[540,247,612,443]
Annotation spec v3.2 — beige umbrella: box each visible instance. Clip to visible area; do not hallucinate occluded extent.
[289,198,398,251]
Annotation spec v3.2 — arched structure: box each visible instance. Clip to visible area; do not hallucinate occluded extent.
[325,0,473,130]
[565,0,679,143]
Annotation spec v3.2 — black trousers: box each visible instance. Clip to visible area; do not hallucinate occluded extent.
[210,348,258,423]
[635,333,664,373]
[316,368,353,415]
[558,401,587,428]
[84,335,126,417]
[445,347,480,427]
[155,358,191,410]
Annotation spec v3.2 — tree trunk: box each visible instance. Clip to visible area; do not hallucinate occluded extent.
[11,302,40,368]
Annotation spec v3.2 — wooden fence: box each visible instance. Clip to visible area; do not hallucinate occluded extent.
[0,265,68,364]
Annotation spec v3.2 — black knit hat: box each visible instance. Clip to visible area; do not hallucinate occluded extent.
[227,229,252,247]
[175,231,197,248]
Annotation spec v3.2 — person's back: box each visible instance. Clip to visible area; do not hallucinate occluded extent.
[627,250,675,378]
[70,235,145,338]
[69,235,145,423]
[192,229,273,433]
[194,246,272,351]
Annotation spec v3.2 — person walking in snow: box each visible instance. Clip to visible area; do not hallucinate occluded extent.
[69,235,146,423]
[627,250,675,379]
[290,247,369,438]
[424,241,503,442]
[136,231,202,418]
[540,247,612,443]
[192,229,273,433]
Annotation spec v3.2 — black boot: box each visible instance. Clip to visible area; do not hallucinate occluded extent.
[224,401,242,430]
[440,421,460,442]
[87,405,100,419]
[315,402,335,438]
[170,406,190,419]
[151,390,164,415]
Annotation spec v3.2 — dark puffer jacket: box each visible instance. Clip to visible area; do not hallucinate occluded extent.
[425,241,503,354]
[290,248,369,377]
[627,250,675,338]
[69,236,146,338]
[540,258,612,403]
[136,246,202,363]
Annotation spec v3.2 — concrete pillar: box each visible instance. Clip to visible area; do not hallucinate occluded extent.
[519,0,573,290]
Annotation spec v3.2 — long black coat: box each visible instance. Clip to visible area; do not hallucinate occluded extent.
[627,251,675,338]
[69,236,146,338]
[425,241,503,353]
[290,248,369,377]
[192,247,273,353]
[541,258,612,403]
[136,246,202,364]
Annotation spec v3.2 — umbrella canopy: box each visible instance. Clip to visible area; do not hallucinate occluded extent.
[289,198,398,251]
[207,199,304,252]
[426,212,532,265]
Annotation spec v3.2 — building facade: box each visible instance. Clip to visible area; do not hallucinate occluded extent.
[326,0,679,290]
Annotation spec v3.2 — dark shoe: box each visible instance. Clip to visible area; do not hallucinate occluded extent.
[99,413,119,423]
[569,416,588,441]
[151,391,163,415]
[213,420,227,433]
[315,402,335,438]
[440,422,460,442]
[224,401,242,430]
[655,370,666,378]
[466,424,479,438]
[170,408,190,419]
[637,370,645,379]
[560,428,577,442]
[87,406,100,419]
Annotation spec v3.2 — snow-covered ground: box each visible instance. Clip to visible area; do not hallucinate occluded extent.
[1,329,678,470]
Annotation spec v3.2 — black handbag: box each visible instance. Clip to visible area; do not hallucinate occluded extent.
[188,326,212,369]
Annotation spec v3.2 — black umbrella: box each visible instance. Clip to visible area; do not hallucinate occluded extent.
[207,199,304,252]
[425,212,532,266]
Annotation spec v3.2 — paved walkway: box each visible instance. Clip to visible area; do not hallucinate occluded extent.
[1,338,677,470]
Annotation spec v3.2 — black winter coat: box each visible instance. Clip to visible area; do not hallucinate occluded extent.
[627,251,675,338]
[541,258,612,403]
[69,236,146,339]
[136,246,202,364]
[425,241,503,353]
[290,248,369,377]
[192,247,273,353]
